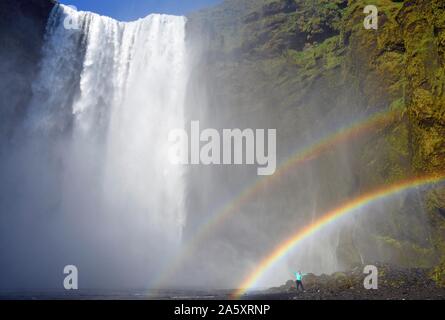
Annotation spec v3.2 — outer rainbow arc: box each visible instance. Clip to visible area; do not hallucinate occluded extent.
[232,173,445,299]
[153,110,398,289]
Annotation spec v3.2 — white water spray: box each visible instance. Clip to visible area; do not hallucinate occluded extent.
[18,4,188,288]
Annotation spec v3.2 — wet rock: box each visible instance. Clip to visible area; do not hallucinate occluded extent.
[245,264,445,300]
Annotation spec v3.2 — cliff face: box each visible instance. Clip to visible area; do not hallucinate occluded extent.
[186,0,445,281]
[0,0,55,142]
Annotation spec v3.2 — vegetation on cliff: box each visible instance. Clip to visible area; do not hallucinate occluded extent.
[188,0,445,284]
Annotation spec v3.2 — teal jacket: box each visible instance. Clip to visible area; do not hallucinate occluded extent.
[295,272,305,281]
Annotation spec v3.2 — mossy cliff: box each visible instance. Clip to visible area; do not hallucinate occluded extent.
[186,0,445,282]
[343,0,445,280]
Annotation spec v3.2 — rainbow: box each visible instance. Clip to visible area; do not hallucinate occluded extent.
[153,110,398,288]
[232,173,445,298]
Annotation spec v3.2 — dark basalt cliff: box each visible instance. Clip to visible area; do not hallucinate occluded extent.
[0,0,55,141]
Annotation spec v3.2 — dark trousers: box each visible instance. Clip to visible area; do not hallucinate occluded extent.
[296,280,304,291]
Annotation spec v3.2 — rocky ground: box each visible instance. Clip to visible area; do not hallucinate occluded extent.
[2,263,444,299]
[244,264,445,300]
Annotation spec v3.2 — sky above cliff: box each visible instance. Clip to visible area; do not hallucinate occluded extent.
[61,0,223,21]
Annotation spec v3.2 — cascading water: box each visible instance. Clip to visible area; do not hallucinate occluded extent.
[0,4,188,289]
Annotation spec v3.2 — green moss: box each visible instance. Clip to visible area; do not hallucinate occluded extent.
[389,98,406,112]
[431,258,445,287]
[189,0,445,269]
[375,235,435,267]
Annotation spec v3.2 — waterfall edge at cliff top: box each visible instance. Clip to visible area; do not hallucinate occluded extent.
[0,3,188,289]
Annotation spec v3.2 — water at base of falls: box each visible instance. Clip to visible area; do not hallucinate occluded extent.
[1,4,188,289]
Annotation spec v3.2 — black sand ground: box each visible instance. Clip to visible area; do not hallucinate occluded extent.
[1,264,444,300]
[242,264,445,300]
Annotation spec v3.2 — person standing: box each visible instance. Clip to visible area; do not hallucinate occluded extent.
[295,271,305,292]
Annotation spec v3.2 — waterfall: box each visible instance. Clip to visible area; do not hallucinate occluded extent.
[2,4,188,289]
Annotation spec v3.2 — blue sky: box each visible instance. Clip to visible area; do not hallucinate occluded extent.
[61,0,223,21]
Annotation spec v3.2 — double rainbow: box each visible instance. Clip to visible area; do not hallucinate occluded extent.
[153,110,398,288]
[232,173,445,298]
